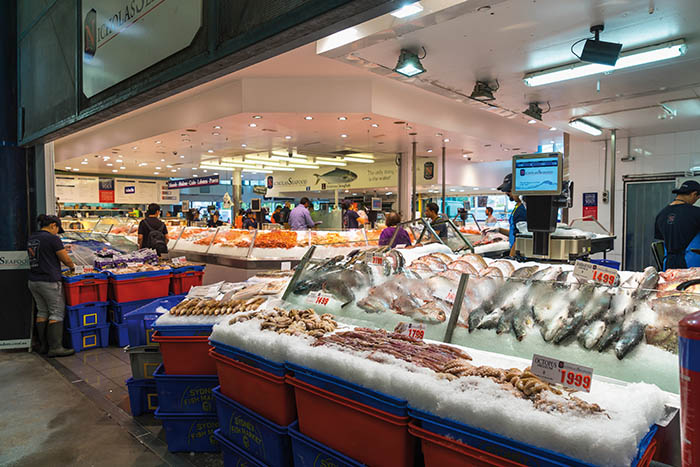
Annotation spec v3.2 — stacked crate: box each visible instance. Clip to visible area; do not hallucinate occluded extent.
[63,272,110,352]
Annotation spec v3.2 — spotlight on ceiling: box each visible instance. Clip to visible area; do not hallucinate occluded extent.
[390,1,424,19]
[569,118,602,136]
[579,24,622,66]
[523,102,544,121]
[393,48,426,77]
[470,80,498,101]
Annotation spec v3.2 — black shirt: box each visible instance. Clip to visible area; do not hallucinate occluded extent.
[27,230,65,282]
[138,217,168,249]
[654,203,700,264]
[343,210,360,229]
[280,207,291,223]
[207,219,224,228]
[430,216,448,239]
[243,217,257,229]
[272,211,282,224]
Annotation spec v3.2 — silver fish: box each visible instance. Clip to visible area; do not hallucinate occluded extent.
[324,277,355,307]
[512,304,535,341]
[314,168,358,184]
[577,320,607,349]
[357,295,389,313]
[614,321,646,360]
[581,288,613,324]
[496,307,516,334]
[511,265,539,279]
[596,321,623,352]
[633,266,659,299]
[539,304,569,342]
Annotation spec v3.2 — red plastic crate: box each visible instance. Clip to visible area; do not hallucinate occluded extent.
[170,270,204,295]
[209,349,296,426]
[109,275,171,303]
[64,279,108,306]
[151,331,217,375]
[409,421,524,467]
[287,375,414,467]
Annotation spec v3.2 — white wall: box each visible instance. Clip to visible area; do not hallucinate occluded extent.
[568,129,700,265]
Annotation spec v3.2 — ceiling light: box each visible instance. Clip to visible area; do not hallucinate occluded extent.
[344,157,374,163]
[390,1,424,18]
[371,123,379,128]
[138,163,147,167]
[443,138,450,142]
[304,116,313,120]
[394,49,426,77]
[112,169,118,173]
[470,81,498,101]
[166,165,172,168]
[284,136,292,140]
[242,169,273,174]
[160,159,165,162]
[180,155,185,158]
[473,187,480,190]
[527,119,537,124]
[463,154,468,158]
[132,146,138,150]
[106,163,113,167]
[569,119,603,136]
[524,39,686,86]
[523,102,544,121]
[72,168,80,172]
[340,134,348,138]
[155,140,161,144]
[171,169,176,172]
[338,116,347,121]
[249,123,257,128]
[362,117,372,121]
[116,159,123,163]
[314,158,347,166]
[192,174,198,177]
[154,172,159,175]
[549,127,557,131]
[213,125,222,129]
[203,170,208,173]
[103,156,110,160]
[270,155,307,162]
[252,115,262,119]
[156,166,162,170]
[81,161,88,165]
[120,166,126,170]
[427,149,433,153]
[286,163,320,169]
[386,192,393,195]
[208,149,214,153]
[266,167,295,172]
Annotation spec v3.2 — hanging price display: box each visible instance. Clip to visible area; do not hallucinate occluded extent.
[531,354,593,392]
[395,322,426,340]
[371,255,384,265]
[305,292,334,307]
[573,260,619,287]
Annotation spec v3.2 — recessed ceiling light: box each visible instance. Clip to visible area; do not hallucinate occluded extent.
[112,169,118,173]
[72,168,80,172]
[284,136,292,140]
[304,116,313,120]
[338,116,347,121]
[103,156,110,160]
[362,117,372,121]
[116,159,123,163]
[249,123,257,128]
[252,115,262,119]
[340,134,348,138]
[463,154,468,158]
[106,163,113,166]
[192,174,198,177]
[443,138,450,142]
[207,149,214,153]
[156,166,162,170]
[180,155,185,158]
[241,144,247,148]
[81,161,88,165]
[212,132,220,136]
[371,123,379,128]
[171,169,177,172]
[132,146,138,150]
[120,166,126,170]
[213,125,222,129]
[549,127,557,131]
[427,149,433,153]
[214,173,218,175]
[203,169,208,173]
[166,165,172,168]
[155,140,162,144]
[160,159,165,162]
[154,172,159,175]
[138,162,147,166]
[527,119,537,124]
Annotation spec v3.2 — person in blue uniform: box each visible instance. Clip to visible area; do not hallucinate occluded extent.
[496,174,527,257]
[654,180,700,270]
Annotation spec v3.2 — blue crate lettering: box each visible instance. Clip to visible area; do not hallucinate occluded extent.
[65,301,108,329]
[125,295,186,346]
[210,340,285,377]
[155,409,220,453]
[288,422,363,467]
[66,323,109,352]
[110,321,130,347]
[126,377,158,416]
[214,429,268,467]
[153,364,218,413]
[212,387,291,465]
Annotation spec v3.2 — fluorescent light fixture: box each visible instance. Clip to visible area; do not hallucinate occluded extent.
[340,134,348,138]
[207,149,214,153]
[344,157,374,163]
[287,163,320,169]
[386,192,393,195]
[242,169,273,174]
[394,49,426,77]
[120,166,126,170]
[112,169,118,173]
[371,123,379,128]
[284,135,292,140]
[320,27,359,52]
[266,167,295,172]
[390,2,423,18]
[270,155,308,163]
[314,158,347,166]
[549,127,557,131]
[106,163,113,167]
[249,123,257,128]
[213,125,221,129]
[154,172,160,175]
[345,153,374,159]
[252,115,262,119]
[524,39,687,87]
[569,119,603,136]
[528,119,537,124]
[81,161,88,165]
[271,150,307,159]
[338,116,347,121]
[304,116,313,120]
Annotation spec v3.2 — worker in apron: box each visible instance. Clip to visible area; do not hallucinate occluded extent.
[654,180,700,270]
[496,174,527,257]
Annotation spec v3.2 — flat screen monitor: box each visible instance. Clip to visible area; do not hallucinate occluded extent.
[512,153,563,196]
[250,198,261,212]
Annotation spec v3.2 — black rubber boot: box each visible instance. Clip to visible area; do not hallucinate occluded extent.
[47,322,75,357]
[36,321,48,354]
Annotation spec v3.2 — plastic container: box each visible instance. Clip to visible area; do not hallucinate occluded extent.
[63,273,108,306]
[126,345,162,379]
[213,386,292,465]
[153,364,218,413]
[152,332,216,375]
[170,269,204,295]
[214,429,268,467]
[210,349,296,426]
[287,375,414,467]
[287,362,407,416]
[410,408,658,467]
[65,323,110,352]
[210,339,286,377]
[288,421,363,467]
[108,270,171,303]
[590,259,620,270]
[110,321,130,347]
[171,264,206,274]
[151,323,212,337]
[126,377,158,416]
[65,301,108,329]
[154,408,220,453]
[679,311,700,466]
[108,298,154,324]
[126,295,186,346]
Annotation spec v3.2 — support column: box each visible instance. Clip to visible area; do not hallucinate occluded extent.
[398,152,412,221]
[232,170,242,215]
[441,145,446,214]
[609,129,616,235]
[411,141,417,220]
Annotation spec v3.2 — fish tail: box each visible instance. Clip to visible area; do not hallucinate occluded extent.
[314,174,321,184]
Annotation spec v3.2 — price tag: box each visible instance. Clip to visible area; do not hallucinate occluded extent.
[531,354,593,393]
[280,261,291,271]
[305,292,334,307]
[573,260,619,287]
[126,262,141,268]
[395,322,426,340]
[372,255,384,265]
[173,256,188,264]
[433,288,457,304]
[74,265,86,274]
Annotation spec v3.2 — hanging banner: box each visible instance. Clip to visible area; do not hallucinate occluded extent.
[82,0,203,98]
[98,178,115,203]
[583,192,598,220]
[167,175,220,189]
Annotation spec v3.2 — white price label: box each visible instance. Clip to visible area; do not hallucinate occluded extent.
[395,322,426,340]
[531,354,593,393]
[126,262,141,268]
[573,260,619,287]
[305,292,334,307]
[371,255,384,265]
[173,256,188,264]
[280,261,291,271]
[433,288,457,304]
[73,265,86,274]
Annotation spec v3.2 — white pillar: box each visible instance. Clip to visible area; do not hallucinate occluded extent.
[398,152,413,221]
[44,142,56,215]
[232,170,242,214]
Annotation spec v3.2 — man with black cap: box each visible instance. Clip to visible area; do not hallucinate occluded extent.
[654,180,700,269]
[496,174,527,257]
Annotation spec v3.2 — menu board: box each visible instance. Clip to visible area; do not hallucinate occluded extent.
[159,183,180,204]
[55,176,99,203]
[114,179,159,204]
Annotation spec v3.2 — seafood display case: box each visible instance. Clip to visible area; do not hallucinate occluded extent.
[170,226,219,260]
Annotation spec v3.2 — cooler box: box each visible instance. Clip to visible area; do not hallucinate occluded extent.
[63,273,108,306]
[65,301,107,329]
[126,377,158,416]
[170,265,205,295]
[125,295,186,347]
[65,323,109,352]
[153,364,218,413]
[108,270,171,303]
[126,345,162,379]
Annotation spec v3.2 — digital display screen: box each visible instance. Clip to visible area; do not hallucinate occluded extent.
[513,154,561,195]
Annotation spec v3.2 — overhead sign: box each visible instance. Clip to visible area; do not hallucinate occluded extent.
[56,175,100,204]
[124,186,136,194]
[82,0,203,97]
[0,251,29,270]
[167,175,220,189]
[98,178,115,203]
[252,186,267,195]
[114,179,158,203]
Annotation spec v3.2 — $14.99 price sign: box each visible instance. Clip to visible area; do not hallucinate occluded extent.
[395,322,426,340]
[305,292,333,307]
[531,354,593,392]
[573,260,619,287]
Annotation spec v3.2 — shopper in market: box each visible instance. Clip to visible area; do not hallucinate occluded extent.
[496,174,527,257]
[485,207,498,225]
[424,202,447,238]
[272,205,283,224]
[289,197,316,230]
[379,212,412,247]
[342,200,364,229]
[207,211,224,228]
[138,203,169,254]
[27,215,75,357]
[654,180,700,269]
[281,201,292,224]
[242,210,257,230]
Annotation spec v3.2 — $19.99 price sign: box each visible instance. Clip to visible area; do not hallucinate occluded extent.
[573,260,619,287]
[531,354,593,392]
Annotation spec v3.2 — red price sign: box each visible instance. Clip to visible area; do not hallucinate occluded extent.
[394,322,426,341]
[305,292,333,307]
[372,255,383,265]
[407,327,425,340]
[531,354,593,393]
[573,260,619,287]
[560,369,591,391]
[591,270,616,286]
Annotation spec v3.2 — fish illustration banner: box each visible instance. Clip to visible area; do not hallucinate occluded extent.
[265,159,435,197]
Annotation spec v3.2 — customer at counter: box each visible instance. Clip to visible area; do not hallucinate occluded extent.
[654,180,700,269]
[138,203,168,254]
[289,198,317,230]
[281,202,292,224]
[272,205,283,224]
[424,202,447,238]
[207,211,224,228]
[342,201,366,229]
[242,210,257,230]
[485,207,497,225]
[379,212,412,248]
[496,174,527,257]
[27,215,75,357]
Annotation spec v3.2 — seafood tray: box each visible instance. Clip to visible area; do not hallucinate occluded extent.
[214,429,267,467]
[288,421,363,467]
[409,408,658,467]
[169,269,204,295]
[109,321,130,347]
[126,377,158,416]
[155,408,220,453]
[62,272,109,306]
[213,386,292,465]
[125,295,186,346]
[152,332,217,375]
[65,301,108,329]
[153,364,218,413]
[65,323,109,352]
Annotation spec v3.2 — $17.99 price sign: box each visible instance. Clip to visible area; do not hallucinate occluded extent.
[531,354,593,392]
[305,292,333,307]
[394,322,426,340]
[573,260,619,287]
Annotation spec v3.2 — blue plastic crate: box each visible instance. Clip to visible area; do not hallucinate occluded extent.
[154,408,220,453]
[151,323,213,337]
[126,377,158,416]
[286,362,407,417]
[65,323,109,352]
[65,301,108,329]
[288,421,362,467]
[409,407,658,467]
[171,264,205,274]
[125,295,187,346]
[210,340,286,377]
[212,386,291,465]
[153,364,218,413]
[110,321,130,347]
[108,269,172,281]
[62,271,108,284]
[108,298,154,324]
[214,429,268,467]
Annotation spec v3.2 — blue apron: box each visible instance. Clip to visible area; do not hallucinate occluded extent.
[508,204,523,247]
[662,232,700,270]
